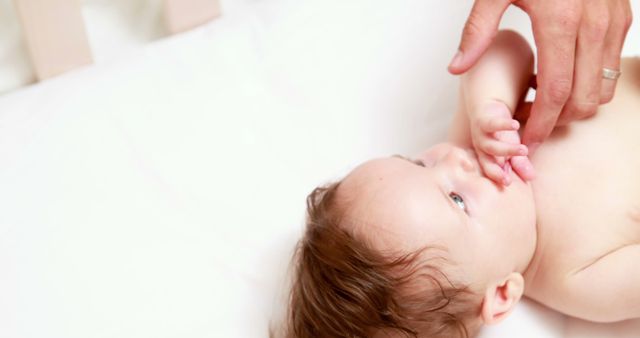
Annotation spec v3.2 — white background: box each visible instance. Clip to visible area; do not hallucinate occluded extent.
[0,1,639,337]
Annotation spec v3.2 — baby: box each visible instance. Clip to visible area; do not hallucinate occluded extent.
[285,30,640,338]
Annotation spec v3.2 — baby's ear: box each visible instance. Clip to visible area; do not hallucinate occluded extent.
[480,272,525,325]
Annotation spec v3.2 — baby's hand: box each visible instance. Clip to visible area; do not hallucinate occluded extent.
[470,101,535,185]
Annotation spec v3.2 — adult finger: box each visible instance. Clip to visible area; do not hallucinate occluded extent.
[557,1,608,125]
[522,1,581,150]
[448,0,512,74]
[599,0,633,103]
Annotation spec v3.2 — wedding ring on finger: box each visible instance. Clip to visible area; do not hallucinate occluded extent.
[602,67,622,80]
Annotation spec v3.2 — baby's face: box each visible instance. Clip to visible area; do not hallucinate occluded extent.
[339,143,537,288]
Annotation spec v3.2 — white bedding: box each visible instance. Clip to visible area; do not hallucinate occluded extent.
[1,1,639,337]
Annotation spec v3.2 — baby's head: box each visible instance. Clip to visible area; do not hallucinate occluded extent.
[287,143,538,338]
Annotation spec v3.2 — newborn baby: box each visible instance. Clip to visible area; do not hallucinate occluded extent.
[286,30,640,338]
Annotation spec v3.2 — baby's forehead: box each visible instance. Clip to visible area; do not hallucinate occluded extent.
[339,158,415,216]
[341,157,414,193]
[343,157,401,183]
[338,158,454,252]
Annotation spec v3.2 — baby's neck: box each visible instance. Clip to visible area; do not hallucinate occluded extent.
[521,216,542,288]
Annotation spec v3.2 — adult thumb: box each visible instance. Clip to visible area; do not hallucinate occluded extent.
[448,0,511,74]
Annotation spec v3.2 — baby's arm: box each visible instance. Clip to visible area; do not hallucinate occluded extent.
[448,30,535,184]
[459,30,533,118]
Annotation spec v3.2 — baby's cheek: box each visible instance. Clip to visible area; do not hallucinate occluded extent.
[463,223,501,275]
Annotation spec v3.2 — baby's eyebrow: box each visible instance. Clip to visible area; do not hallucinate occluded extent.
[391,154,425,167]
[392,154,465,223]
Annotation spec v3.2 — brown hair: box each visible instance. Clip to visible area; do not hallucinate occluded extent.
[286,181,483,338]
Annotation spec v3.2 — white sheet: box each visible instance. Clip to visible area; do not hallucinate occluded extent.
[1,1,639,337]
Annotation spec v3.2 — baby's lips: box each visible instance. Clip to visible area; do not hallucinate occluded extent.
[502,162,512,186]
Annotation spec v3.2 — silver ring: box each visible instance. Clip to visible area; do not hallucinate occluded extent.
[602,67,621,80]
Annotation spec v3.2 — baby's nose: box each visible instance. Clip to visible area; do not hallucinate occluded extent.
[442,147,475,172]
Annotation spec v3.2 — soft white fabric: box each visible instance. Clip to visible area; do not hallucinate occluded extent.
[0,1,639,337]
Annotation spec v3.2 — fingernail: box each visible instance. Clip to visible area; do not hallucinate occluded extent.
[448,50,464,70]
[512,121,520,130]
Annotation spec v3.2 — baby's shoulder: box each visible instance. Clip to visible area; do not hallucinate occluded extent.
[524,196,640,319]
[526,240,640,321]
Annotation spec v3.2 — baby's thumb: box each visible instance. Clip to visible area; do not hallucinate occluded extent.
[448,0,511,74]
[511,155,536,181]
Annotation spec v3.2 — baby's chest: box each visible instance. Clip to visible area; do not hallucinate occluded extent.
[524,76,640,302]
[537,209,640,275]
[529,151,640,291]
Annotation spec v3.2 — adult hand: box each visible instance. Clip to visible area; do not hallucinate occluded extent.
[448,0,633,152]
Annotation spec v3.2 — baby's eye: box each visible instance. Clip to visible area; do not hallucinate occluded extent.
[449,192,467,213]
[411,158,425,167]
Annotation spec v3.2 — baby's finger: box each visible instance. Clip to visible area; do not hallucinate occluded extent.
[480,117,520,133]
[511,155,536,181]
[478,153,510,186]
[481,140,528,157]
